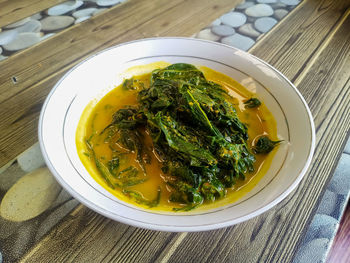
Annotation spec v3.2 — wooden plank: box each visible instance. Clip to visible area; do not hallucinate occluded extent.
[250,0,349,81]
[20,206,176,263]
[0,184,79,262]
[19,2,350,263]
[0,73,63,164]
[137,0,234,37]
[0,0,66,28]
[0,0,239,167]
[0,0,179,104]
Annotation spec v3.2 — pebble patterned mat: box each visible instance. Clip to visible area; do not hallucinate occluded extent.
[1,1,349,263]
[194,0,301,51]
[0,0,126,61]
[293,146,350,263]
[0,0,300,61]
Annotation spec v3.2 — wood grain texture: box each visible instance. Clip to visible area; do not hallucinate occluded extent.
[0,0,240,169]
[250,0,349,81]
[18,1,350,263]
[0,0,66,28]
[21,206,178,263]
[0,171,79,263]
[0,0,178,104]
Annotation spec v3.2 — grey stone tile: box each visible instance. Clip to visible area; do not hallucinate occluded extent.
[316,190,337,217]
[293,238,329,263]
[304,214,338,244]
[221,33,255,51]
[17,142,45,173]
[328,153,350,195]
[274,9,289,20]
[221,12,247,28]
[211,25,235,36]
[343,137,350,154]
[254,17,278,33]
[280,0,301,5]
[245,4,274,17]
[236,1,255,10]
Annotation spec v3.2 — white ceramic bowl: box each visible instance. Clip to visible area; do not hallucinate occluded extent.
[39,38,315,232]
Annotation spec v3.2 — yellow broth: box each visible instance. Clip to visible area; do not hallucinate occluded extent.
[76,63,278,212]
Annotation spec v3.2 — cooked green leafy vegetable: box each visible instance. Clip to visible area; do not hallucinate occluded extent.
[107,157,119,175]
[86,139,115,189]
[253,136,282,154]
[89,63,280,211]
[122,78,145,91]
[123,187,161,207]
[85,138,147,189]
[244,98,261,108]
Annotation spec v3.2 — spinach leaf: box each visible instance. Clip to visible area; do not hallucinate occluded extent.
[123,187,161,207]
[168,181,203,211]
[122,78,135,90]
[108,157,119,175]
[253,136,282,154]
[122,179,147,187]
[118,166,138,178]
[85,139,115,189]
[153,112,217,166]
[122,78,145,91]
[244,98,261,108]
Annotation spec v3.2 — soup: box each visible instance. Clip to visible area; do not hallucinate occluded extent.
[76,62,280,212]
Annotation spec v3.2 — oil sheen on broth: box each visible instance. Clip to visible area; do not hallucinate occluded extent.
[76,62,279,212]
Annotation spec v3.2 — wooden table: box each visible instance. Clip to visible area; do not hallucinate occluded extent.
[0,0,349,262]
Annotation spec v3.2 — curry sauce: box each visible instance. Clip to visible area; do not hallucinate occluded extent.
[76,62,278,212]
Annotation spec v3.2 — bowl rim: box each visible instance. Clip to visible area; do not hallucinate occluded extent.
[38,37,316,232]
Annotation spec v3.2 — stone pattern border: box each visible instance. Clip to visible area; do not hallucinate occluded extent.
[0,0,126,61]
[293,148,350,263]
[195,0,301,51]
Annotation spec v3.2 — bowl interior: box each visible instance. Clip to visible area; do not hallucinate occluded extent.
[39,38,314,231]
